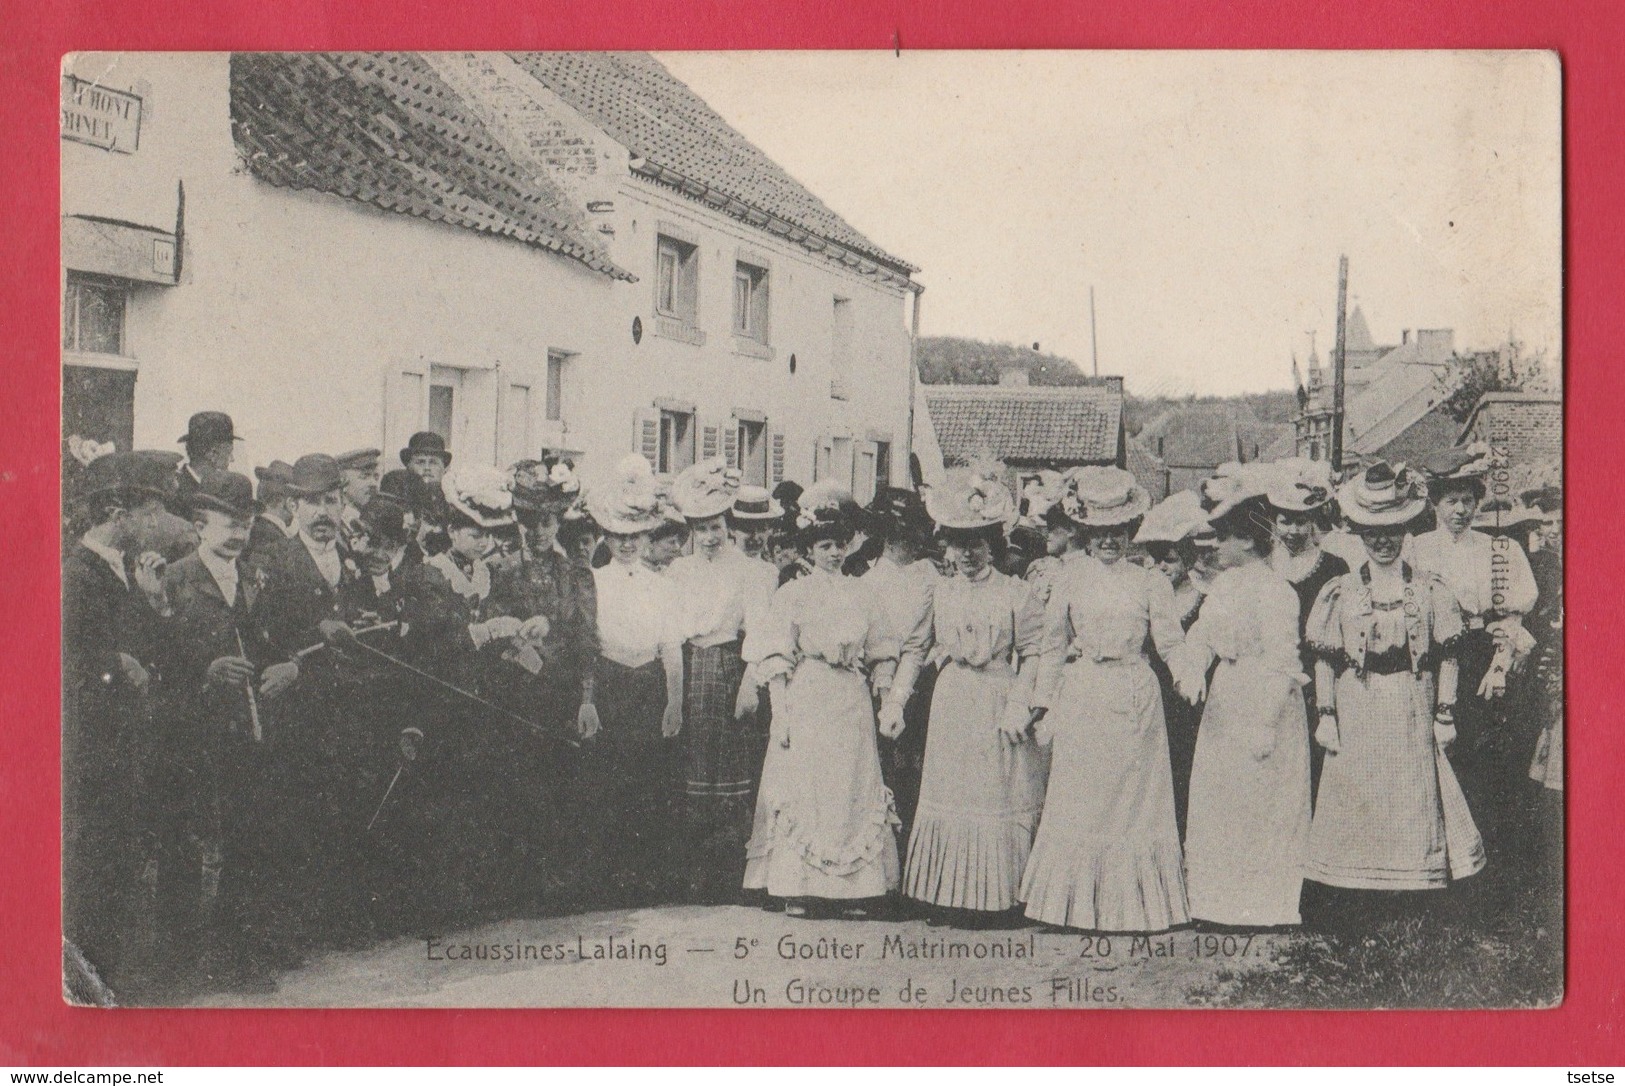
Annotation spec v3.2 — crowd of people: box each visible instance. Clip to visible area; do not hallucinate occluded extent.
[61,410,1563,1002]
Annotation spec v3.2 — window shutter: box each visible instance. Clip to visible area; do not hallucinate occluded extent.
[701,420,721,463]
[769,428,786,484]
[384,359,431,460]
[633,406,659,467]
[679,249,700,322]
[722,422,740,469]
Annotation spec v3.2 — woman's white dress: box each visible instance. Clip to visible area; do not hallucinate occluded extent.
[1305,563,1486,889]
[1172,561,1310,926]
[742,568,901,899]
[1021,557,1188,932]
[893,568,1050,911]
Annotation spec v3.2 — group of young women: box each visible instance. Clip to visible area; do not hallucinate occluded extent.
[393,440,1552,936]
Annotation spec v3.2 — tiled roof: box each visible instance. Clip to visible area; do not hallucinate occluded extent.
[230,53,632,280]
[508,52,918,278]
[924,386,1123,465]
[1124,434,1170,500]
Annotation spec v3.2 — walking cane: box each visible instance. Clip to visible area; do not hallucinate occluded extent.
[234,629,262,742]
[366,762,405,833]
[322,624,579,748]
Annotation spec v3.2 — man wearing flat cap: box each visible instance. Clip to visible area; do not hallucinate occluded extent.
[253,453,377,950]
[336,449,383,546]
[172,411,242,518]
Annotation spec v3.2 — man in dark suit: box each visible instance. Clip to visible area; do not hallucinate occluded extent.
[62,452,169,1001]
[246,460,298,566]
[171,411,241,518]
[146,469,297,993]
[254,454,380,949]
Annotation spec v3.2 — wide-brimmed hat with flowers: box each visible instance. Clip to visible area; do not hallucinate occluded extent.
[1419,441,1500,483]
[511,456,581,515]
[1061,465,1152,528]
[1134,489,1210,545]
[672,458,742,521]
[1017,469,1068,528]
[1473,497,1546,535]
[925,462,1017,531]
[1262,457,1337,514]
[1337,461,1428,529]
[441,463,515,529]
[587,454,669,536]
[793,479,860,545]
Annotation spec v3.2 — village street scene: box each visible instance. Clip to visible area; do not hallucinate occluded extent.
[60,51,1561,1009]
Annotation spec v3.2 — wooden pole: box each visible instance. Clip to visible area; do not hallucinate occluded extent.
[1089,286,1099,378]
[1330,255,1349,473]
[905,284,923,487]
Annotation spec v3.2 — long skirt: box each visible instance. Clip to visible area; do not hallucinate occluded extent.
[1184,661,1310,926]
[577,657,677,907]
[1021,657,1189,932]
[745,659,900,900]
[903,659,1048,911]
[1308,667,1485,890]
[680,640,764,901]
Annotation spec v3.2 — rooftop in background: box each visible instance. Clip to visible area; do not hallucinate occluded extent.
[230,53,634,281]
[509,51,918,280]
[923,384,1124,466]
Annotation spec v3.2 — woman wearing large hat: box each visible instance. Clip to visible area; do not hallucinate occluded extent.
[1021,466,1190,933]
[1261,458,1349,803]
[391,463,532,926]
[578,455,687,906]
[1303,462,1484,900]
[742,494,902,915]
[666,460,781,904]
[878,466,1049,923]
[1168,474,1311,927]
[1409,444,1538,864]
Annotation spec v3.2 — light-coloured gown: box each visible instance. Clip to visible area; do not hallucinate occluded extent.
[893,568,1050,911]
[1172,561,1310,926]
[1021,557,1188,932]
[1305,563,1485,889]
[743,568,901,899]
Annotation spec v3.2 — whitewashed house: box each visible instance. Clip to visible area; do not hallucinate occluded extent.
[61,52,920,497]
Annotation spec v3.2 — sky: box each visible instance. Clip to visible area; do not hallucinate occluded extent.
[655,51,1561,397]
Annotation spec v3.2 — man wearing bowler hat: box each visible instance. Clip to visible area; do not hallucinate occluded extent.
[145,469,297,992]
[173,412,242,518]
[247,460,299,565]
[62,451,171,1000]
[400,431,451,487]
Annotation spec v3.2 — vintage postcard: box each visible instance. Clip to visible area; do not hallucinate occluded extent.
[59,49,1562,1009]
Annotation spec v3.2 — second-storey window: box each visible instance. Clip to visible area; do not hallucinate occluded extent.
[733,261,769,342]
[656,235,700,324]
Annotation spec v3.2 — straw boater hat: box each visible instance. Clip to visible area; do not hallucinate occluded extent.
[1062,465,1152,528]
[925,463,1017,531]
[588,454,669,535]
[440,462,515,529]
[1337,461,1428,529]
[729,484,784,522]
[672,458,742,521]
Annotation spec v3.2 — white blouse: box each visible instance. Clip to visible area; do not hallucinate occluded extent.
[668,545,779,648]
[592,560,682,669]
[1034,557,1183,708]
[1409,527,1537,621]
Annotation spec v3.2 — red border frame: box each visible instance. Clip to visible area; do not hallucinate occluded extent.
[3,0,1616,1065]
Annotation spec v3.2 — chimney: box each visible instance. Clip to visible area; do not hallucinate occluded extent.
[1402,329,1411,345]
[997,358,1030,387]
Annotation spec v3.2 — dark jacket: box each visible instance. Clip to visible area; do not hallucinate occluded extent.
[254,533,365,660]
